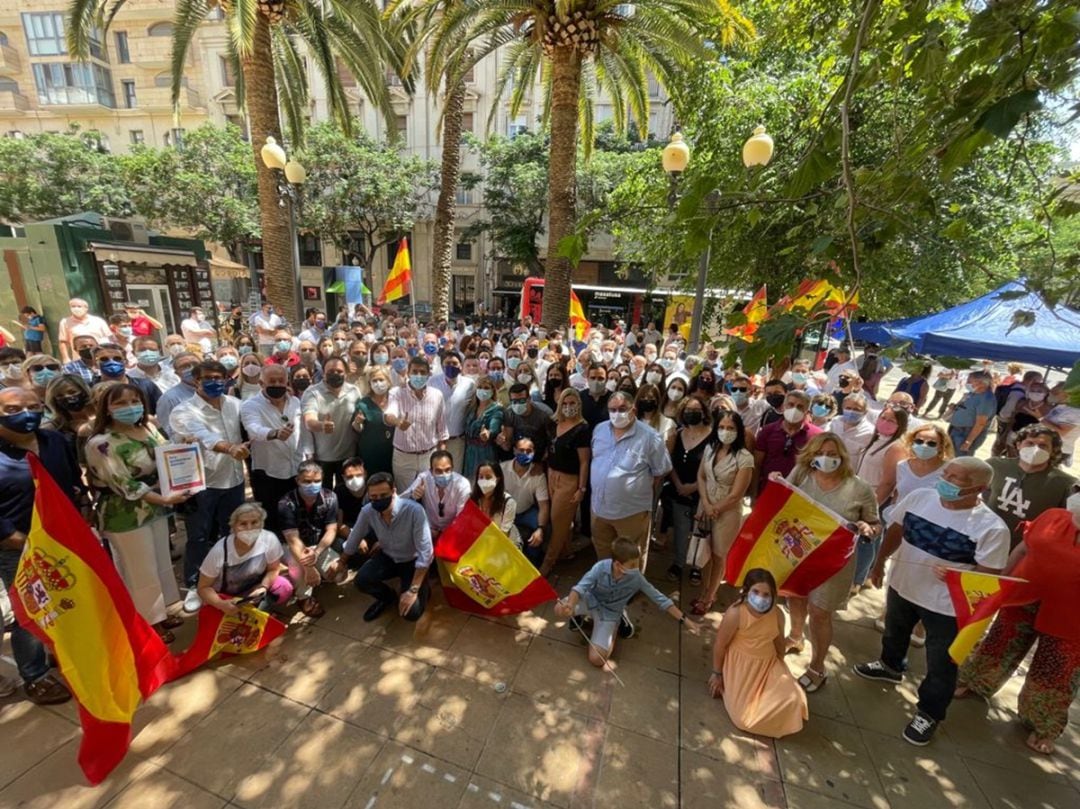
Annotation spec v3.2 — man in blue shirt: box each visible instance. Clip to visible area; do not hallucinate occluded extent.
[946,370,996,456]
[329,472,433,623]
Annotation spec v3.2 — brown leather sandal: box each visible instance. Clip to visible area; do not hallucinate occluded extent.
[300,597,325,618]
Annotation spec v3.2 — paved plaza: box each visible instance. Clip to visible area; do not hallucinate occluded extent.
[2,538,1078,809]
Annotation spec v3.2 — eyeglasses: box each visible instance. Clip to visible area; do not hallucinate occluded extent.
[731,387,749,393]
[912,439,939,447]
[28,364,61,373]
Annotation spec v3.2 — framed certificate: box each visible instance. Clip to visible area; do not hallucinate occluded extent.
[156,443,207,498]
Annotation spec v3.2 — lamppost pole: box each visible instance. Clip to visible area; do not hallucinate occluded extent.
[260,136,307,330]
[689,191,720,354]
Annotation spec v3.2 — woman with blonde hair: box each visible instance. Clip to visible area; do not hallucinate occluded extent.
[636,382,676,443]
[779,433,880,692]
[541,387,591,575]
[462,374,504,479]
[352,365,394,477]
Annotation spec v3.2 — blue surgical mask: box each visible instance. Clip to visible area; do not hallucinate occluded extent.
[201,379,227,398]
[181,369,195,386]
[374,352,389,365]
[238,346,254,356]
[0,410,43,433]
[409,374,428,390]
[912,443,938,460]
[433,472,452,488]
[515,452,534,466]
[136,350,163,366]
[407,347,419,357]
[118,326,133,338]
[444,365,461,379]
[811,403,830,418]
[510,402,527,415]
[423,343,438,355]
[219,354,239,370]
[32,369,59,386]
[842,409,863,423]
[489,371,504,383]
[747,592,773,613]
[507,357,522,370]
[276,340,292,353]
[392,358,408,373]
[111,404,144,425]
[99,359,126,378]
[300,482,323,498]
[936,479,965,501]
[791,373,807,384]
[731,391,749,406]
[476,388,493,401]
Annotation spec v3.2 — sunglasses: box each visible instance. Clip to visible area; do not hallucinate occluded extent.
[912,439,939,447]
[29,364,61,372]
[783,436,796,455]
[731,387,749,393]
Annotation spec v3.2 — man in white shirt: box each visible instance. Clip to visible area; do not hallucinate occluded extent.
[252,302,285,355]
[825,347,859,393]
[855,457,1009,746]
[403,450,471,540]
[127,336,179,394]
[180,306,217,355]
[297,310,329,344]
[241,364,302,536]
[56,298,112,363]
[384,356,448,491]
[169,359,250,611]
[430,353,475,472]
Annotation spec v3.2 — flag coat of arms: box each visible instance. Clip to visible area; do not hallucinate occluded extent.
[724,478,857,595]
[436,501,557,615]
[378,237,412,305]
[171,603,286,679]
[945,569,1020,664]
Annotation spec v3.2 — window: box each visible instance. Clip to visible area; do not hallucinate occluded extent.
[385,67,402,87]
[335,57,356,87]
[129,130,144,145]
[455,187,471,206]
[455,241,473,261]
[122,79,136,108]
[460,111,474,136]
[507,115,528,137]
[114,31,130,63]
[0,78,18,93]
[299,235,322,267]
[394,114,408,139]
[462,57,475,84]
[452,275,476,315]
[220,55,236,87]
[32,62,116,107]
[22,12,69,56]
[147,22,173,37]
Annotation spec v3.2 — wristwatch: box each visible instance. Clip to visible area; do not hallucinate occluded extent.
[407,585,420,594]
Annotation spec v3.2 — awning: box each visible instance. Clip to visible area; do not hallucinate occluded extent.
[208,256,251,279]
[492,287,522,295]
[90,242,200,268]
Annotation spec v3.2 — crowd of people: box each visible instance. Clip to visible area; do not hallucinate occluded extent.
[0,297,1077,754]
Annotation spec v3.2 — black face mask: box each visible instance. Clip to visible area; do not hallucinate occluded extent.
[78,348,94,363]
[838,376,851,387]
[266,385,288,399]
[698,378,716,391]
[683,410,704,426]
[292,379,311,393]
[766,393,785,409]
[325,373,345,388]
[526,347,539,359]
[547,377,564,387]
[59,392,90,411]
[637,399,658,414]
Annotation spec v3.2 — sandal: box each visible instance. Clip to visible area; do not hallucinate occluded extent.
[154,626,176,644]
[1025,732,1055,755]
[24,674,72,705]
[797,667,828,693]
[690,597,715,616]
[300,597,326,618]
[784,636,805,655]
[161,614,185,629]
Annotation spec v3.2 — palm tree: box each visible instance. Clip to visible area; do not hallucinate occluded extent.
[67,0,398,325]
[428,0,753,331]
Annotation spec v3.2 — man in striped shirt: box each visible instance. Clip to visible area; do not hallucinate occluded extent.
[384,356,448,491]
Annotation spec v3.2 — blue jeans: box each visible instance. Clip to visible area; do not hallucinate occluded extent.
[515,504,545,568]
[948,426,987,457]
[181,483,246,587]
[852,530,882,587]
[880,587,959,722]
[670,500,697,568]
[0,549,49,683]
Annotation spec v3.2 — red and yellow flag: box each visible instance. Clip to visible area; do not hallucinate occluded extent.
[436,501,557,615]
[378,237,412,305]
[724,285,768,342]
[569,290,591,341]
[724,478,856,596]
[171,603,286,679]
[945,569,1020,664]
[10,456,173,785]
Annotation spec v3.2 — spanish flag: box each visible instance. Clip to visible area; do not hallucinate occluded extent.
[171,603,286,679]
[724,284,767,342]
[10,456,174,785]
[724,478,856,596]
[378,237,412,305]
[569,290,591,341]
[435,501,557,615]
[945,569,1021,664]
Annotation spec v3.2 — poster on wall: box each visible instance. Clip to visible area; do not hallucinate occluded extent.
[663,295,694,341]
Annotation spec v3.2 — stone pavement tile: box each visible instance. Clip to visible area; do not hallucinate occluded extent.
[613,602,680,672]
[472,605,551,636]
[830,665,911,733]
[233,711,384,809]
[512,634,611,720]
[474,692,600,809]
[860,726,990,809]
[775,715,889,808]
[784,785,868,809]
[678,676,781,779]
[342,741,468,809]
[456,772,560,809]
[1053,702,1080,789]
[595,726,678,809]
[0,738,154,809]
[130,668,245,761]
[680,747,786,809]
[246,623,369,707]
[964,758,1080,809]
[606,659,680,745]
[317,647,435,736]
[104,766,228,809]
[679,613,723,682]
[160,683,311,799]
[441,616,532,686]
[0,699,80,789]
[392,668,507,770]
[358,595,471,666]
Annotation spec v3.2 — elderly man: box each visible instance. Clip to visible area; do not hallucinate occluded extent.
[754,390,822,493]
[856,457,1010,746]
[589,390,672,569]
[946,370,996,456]
[241,364,302,536]
[56,298,111,363]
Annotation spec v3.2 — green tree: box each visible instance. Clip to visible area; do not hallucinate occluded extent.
[68,0,399,324]
[429,0,754,331]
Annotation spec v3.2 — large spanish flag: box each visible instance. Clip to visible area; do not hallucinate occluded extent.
[378,237,412,305]
[724,478,856,596]
[724,285,767,342]
[569,290,591,341]
[945,569,1021,664]
[10,456,174,785]
[436,501,557,615]
[171,603,286,679]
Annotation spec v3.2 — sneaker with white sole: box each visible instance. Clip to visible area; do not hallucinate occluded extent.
[902,711,938,746]
[854,660,903,684]
[182,589,203,614]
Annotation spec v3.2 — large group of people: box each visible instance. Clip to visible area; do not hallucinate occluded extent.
[0,298,1077,753]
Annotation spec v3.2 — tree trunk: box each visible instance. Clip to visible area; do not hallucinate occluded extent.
[542,47,582,332]
[431,77,466,325]
[241,16,297,325]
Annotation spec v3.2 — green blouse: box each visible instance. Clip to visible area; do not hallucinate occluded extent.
[86,425,168,533]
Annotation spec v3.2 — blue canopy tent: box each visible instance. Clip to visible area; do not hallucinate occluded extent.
[850,281,1080,368]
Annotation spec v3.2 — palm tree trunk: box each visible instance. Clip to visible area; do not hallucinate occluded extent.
[241,16,297,325]
[543,47,582,332]
[431,76,466,324]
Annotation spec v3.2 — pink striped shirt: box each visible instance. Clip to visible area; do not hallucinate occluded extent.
[385,384,448,452]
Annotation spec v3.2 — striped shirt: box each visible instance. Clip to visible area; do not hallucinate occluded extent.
[385,384,448,453]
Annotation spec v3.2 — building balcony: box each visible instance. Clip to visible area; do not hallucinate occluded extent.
[0,88,30,111]
[0,44,20,76]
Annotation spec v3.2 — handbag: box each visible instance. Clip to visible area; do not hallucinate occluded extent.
[686,516,713,570]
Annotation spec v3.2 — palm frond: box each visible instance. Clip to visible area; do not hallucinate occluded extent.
[291,0,353,137]
[229,0,260,57]
[169,0,212,113]
[271,26,309,147]
[66,0,128,57]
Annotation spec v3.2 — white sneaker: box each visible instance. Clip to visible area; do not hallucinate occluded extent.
[0,674,18,698]
[183,589,203,614]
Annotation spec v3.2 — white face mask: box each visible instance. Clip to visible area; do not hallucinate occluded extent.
[517,373,533,384]
[609,411,632,428]
[1067,492,1080,528]
[370,379,390,395]
[717,428,737,445]
[783,406,805,424]
[477,478,497,494]
[812,455,842,473]
[1027,392,1047,403]
[605,379,618,392]
[2,364,23,381]
[235,528,261,543]
[167,344,184,357]
[242,364,261,378]
[345,475,365,492]
[646,371,663,385]
[1018,445,1050,466]
[667,388,684,403]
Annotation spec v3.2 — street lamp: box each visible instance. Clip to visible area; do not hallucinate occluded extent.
[259,136,306,327]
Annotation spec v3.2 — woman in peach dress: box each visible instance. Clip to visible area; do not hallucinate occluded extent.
[708,569,808,737]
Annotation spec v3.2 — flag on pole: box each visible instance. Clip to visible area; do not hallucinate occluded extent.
[945,569,1021,664]
[435,501,558,615]
[9,456,174,785]
[724,478,857,595]
[170,603,286,679]
[378,238,412,305]
[724,285,767,342]
[569,290,591,340]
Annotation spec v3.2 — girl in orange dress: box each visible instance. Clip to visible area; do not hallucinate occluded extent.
[708,569,808,737]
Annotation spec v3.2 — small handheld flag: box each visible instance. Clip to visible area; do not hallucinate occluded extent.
[378,238,412,305]
[945,569,1021,664]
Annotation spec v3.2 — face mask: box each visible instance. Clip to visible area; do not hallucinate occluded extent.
[811,403,830,418]
[876,418,899,436]
[476,388,493,402]
[0,410,43,433]
[838,376,851,388]
[423,343,438,356]
[299,482,323,498]
[276,340,293,353]
[602,351,614,363]
[409,374,428,390]
[609,411,632,428]
[242,364,261,378]
[58,392,89,411]
[510,402,528,416]
[333,340,348,351]
[660,358,675,371]
[292,378,311,393]
[489,371,505,383]
[99,360,125,378]
[1018,445,1050,466]
[1027,392,1047,403]
[766,393,785,409]
[812,455,842,473]
[444,365,461,379]
[668,388,685,403]
[265,385,288,399]
[791,373,807,384]
[561,404,579,418]
[201,379,226,398]
[111,404,144,425]
[364,333,376,344]
[162,344,184,358]
[507,357,522,370]
[605,379,618,392]
[477,478,497,494]
[325,372,346,388]
[517,373,533,384]
[646,371,663,386]
[783,406,805,424]
[118,326,133,338]
[842,409,864,424]
[911,442,938,460]
[218,354,238,370]
[78,347,95,363]
[682,410,704,426]
[371,379,390,395]
[392,358,408,373]
[371,496,393,513]
[936,479,966,501]
[588,380,606,396]
[548,377,564,388]
[526,347,539,359]
[731,391,749,407]
[2,364,22,381]
[236,529,261,543]
[433,472,454,489]
[747,592,773,613]
[374,352,389,364]
[637,400,658,414]
[698,378,716,391]
[345,475,365,493]
[1066,492,1080,528]
[717,428,737,445]
[514,452,533,466]
[32,369,59,386]
[315,321,327,330]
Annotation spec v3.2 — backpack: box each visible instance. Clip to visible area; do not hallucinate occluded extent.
[994,381,1025,415]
